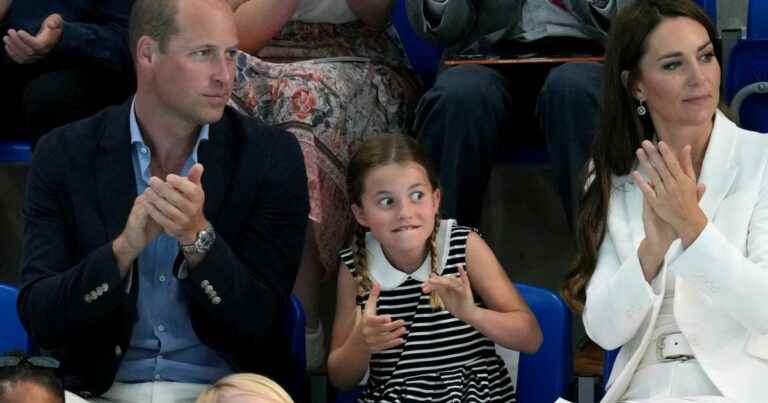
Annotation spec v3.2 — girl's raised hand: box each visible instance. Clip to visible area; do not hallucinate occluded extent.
[359,282,406,353]
[422,265,477,321]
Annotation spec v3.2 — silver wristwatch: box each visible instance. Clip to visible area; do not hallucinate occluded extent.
[180,223,216,255]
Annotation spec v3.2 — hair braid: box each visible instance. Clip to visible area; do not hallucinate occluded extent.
[354,224,372,296]
[428,216,444,310]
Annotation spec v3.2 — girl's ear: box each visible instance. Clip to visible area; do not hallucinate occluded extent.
[432,188,442,216]
[352,203,368,228]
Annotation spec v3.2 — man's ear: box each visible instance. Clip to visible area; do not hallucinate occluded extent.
[351,203,368,228]
[136,36,157,67]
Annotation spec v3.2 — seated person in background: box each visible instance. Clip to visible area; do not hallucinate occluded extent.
[0,357,64,403]
[196,373,294,403]
[227,0,419,371]
[17,0,309,401]
[564,1,768,402]
[328,135,542,401]
[0,0,135,144]
[408,0,633,228]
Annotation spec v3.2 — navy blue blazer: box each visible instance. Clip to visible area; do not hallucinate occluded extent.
[18,100,309,398]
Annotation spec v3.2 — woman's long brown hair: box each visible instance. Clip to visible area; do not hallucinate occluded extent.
[562,0,719,312]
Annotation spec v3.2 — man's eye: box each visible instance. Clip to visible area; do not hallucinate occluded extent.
[225,49,238,60]
[192,49,210,58]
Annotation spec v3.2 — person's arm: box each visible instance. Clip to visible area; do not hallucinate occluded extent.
[52,0,132,71]
[423,232,542,353]
[172,126,309,339]
[232,0,299,54]
[327,267,376,390]
[17,131,135,350]
[345,0,393,28]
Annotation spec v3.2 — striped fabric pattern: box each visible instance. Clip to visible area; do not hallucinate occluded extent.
[338,225,516,402]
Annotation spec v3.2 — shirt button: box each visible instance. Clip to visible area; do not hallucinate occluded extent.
[157,325,165,332]
[159,275,166,282]
[141,147,148,154]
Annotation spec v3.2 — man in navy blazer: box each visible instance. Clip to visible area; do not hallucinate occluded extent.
[17,0,309,400]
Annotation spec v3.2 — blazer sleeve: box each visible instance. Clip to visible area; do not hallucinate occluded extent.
[583,223,659,350]
[18,131,132,349]
[177,127,309,340]
[52,0,132,72]
[668,173,768,338]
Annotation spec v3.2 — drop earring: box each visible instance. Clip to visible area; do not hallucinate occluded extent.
[637,101,647,116]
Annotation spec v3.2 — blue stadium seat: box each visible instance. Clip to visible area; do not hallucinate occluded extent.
[390,0,443,86]
[725,39,768,133]
[516,283,573,403]
[0,140,32,163]
[694,0,717,26]
[334,283,572,403]
[748,0,768,39]
[288,294,307,371]
[600,348,620,399]
[0,283,29,355]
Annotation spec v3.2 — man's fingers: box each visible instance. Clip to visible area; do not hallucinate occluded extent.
[16,30,44,52]
[364,282,381,316]
[5,31,33,56]
[43,13,64,31]
[150,177,195,214]
[143,197,176,231]
[144,188,186,227]
[187,163,204,185]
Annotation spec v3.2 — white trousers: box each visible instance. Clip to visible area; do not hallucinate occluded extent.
[65,382,209,403]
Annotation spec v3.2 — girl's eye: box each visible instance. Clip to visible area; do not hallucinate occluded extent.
[409,191,424,201]
[377,197,394,208]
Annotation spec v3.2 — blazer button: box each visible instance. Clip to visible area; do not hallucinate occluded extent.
[212,296,222,305]
[115,345,122,357]
[201,280,210,288]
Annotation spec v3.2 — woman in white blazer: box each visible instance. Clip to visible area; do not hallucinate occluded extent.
[563,1,768,402]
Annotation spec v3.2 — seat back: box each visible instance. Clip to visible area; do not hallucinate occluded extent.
[600,348,620,398]
[0,141,32,163]
[288,294,307,371]
[516,283,573,403]
[390,0,443,86]
[725,40,768,133]
[748,0,768,39]
[0,283,29,355]
[694,0,717,26]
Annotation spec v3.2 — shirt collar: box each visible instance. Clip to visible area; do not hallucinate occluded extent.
[367,219,454,290]
[129,97,210,164]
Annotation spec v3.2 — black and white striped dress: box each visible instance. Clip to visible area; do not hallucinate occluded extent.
[339,219,516,403]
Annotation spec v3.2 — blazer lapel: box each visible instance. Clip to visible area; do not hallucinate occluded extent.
[698,112,739,220]
[198,116,236,224]
[96,102,137,243]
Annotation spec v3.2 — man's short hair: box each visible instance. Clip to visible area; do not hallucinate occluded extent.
[0,363,64,402]
[128,0,180,58]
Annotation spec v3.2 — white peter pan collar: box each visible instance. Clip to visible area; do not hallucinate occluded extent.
[366,219,455,290]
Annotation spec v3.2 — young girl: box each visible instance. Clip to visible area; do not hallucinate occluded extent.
[328,135,543,402]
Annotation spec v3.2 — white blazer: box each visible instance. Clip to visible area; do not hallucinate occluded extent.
[583,112,768,403]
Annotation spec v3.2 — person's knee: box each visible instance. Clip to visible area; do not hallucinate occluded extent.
[542,62,603,100]
[427,65,510,113]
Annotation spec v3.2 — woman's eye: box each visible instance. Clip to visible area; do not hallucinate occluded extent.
[409,191,424,201]
[662,61,681,71]
[700,52,715,63]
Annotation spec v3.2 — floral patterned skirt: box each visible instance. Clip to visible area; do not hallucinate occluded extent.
[229,23,419,278]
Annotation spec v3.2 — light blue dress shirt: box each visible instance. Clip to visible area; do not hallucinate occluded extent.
[115,99,232,384]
